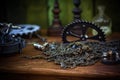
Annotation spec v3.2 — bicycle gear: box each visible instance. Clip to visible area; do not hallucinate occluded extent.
[62,20,106,43]
[10,24,40,36]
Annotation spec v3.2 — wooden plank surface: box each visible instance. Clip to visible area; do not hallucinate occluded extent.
[0,33,120,79]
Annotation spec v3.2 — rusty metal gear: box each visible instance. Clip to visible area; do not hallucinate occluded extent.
[62,20,106,43]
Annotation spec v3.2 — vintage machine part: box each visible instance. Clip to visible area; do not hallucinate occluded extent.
[62,20,106,43]
[10,24,40,36]
[9,24,46,42]
[0,23,26,54]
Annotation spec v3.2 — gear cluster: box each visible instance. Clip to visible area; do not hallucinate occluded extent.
[23,20,120,68]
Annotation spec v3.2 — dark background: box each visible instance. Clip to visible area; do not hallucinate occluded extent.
[0,0,120,32]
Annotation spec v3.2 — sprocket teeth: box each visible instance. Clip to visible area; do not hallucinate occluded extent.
[62,20,106,43]
[72,22,76,24]
[81,20,84,22]
[78,19,81,22]
[74,20,78,23]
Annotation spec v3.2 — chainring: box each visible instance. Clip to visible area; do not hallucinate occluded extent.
[62,20,106,43]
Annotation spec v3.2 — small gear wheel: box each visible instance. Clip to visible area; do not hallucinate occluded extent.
[62,20,106,43]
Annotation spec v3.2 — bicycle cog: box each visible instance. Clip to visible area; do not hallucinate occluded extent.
[62,20,106,43]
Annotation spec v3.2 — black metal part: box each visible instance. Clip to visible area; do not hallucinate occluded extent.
[0,23,26,55]
[84,40,120,65]
[62,20,106,43]
[100,40,120,64]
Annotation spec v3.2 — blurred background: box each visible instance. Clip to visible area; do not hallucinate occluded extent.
[0,0,120,33]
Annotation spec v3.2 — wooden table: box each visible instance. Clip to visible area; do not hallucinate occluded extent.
[0,33,120,80]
